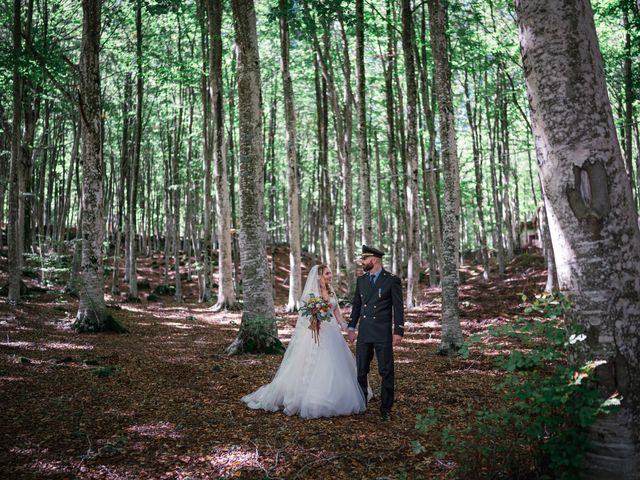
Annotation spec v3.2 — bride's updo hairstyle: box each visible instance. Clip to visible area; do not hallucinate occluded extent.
[318,264,335,297]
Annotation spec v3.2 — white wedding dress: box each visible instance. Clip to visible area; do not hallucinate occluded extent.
[242,266,367,418]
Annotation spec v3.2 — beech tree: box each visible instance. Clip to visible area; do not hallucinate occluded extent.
[226,0,282,355]
[279,0,302,312]
[517,0,640,475]
[427,0,463,354]
[73,0,108,331]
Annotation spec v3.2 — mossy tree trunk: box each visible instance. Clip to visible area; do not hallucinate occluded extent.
[227,0,282,355]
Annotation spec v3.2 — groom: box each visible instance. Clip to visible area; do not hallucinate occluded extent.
[347,245,404,421]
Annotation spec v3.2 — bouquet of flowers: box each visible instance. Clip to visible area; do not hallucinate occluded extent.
[299,295,332,345]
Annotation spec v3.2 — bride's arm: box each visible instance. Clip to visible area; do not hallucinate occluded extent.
[333,300,348,330]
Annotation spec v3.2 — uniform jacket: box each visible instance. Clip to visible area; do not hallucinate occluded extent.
[348,269,404,343]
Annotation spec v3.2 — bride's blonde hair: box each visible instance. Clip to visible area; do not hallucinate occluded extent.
[318,264,335,297]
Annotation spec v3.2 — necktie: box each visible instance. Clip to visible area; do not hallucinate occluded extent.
[370,274,375,287]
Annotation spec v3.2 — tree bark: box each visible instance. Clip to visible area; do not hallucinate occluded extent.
[517,0,640,475]
[198,0,213,303]
[112,73,132,296]
[355,0,372,245]
[128,0,143,301]
[401,0,420,309]
[427,0,463,354]
[383,0,401,275]
[207,0,236,310]
[463,69,489,280]
[279,0,302,312]
[74,0,123,332]
[8,0,23,304]
[227,0,282,355]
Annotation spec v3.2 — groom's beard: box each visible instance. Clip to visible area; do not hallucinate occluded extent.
[362,263,373,272]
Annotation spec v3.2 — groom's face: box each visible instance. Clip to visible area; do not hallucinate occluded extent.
[361,256,374,272]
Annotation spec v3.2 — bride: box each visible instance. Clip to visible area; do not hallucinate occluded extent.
[242,265,367,418]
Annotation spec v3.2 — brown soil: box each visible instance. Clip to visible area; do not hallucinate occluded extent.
[0,249,547,479]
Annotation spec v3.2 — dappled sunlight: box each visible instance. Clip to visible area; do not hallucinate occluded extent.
[159,322,194,330]
[28,459,72,477]
[396,358,416,364]
[0,376,28,383]
[0,340,37,349]
[128,421,181,440]
[205,444,266,477]
[42,341,94,351]
[401,336,440,345]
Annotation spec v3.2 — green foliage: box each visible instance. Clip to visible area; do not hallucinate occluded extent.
[414,294,620,479]
[23,252,72,286]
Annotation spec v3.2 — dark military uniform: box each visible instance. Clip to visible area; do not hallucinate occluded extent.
[348,246,404,417]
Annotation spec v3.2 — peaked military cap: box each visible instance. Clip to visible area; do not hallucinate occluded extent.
[361,244,384,258]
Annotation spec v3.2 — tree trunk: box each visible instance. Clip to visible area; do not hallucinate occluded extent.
[7,0,23,304]
[418,3,443,284]
[128,0,143,301]
[74,0,124,333]
[206,0,235,310]
[427,0,463,355]
[383,0,401,275]
[198,0,213,303]
[355,0,372,245]
[464,70,489,280]
[227,0,282,355]
[517,0,640,475]
[401,0,420,309]
[112,73,132,296]
[279,0,302,312]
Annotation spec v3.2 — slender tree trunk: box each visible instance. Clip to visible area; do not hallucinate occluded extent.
[401,0,420,308]
[112,73,132,296]
[464,70,489,280]
[517,1,640,475]
[314,53,336,275]
[383,0,401,275]
[8,0,23,304]
[485,70,505,274]
[198,0,213,303]
[355,0,372,245]
[427,0,463,354]
[227,0,282,355]
[206,0,236,310]
[279,0,302,312]
[128,0,143,301]
[418,2,443,283]
[623,4,635,199]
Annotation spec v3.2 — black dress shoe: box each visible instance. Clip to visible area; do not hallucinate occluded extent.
[381,411,391,422]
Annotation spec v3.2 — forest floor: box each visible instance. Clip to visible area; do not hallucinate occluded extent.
[0,247,547,479]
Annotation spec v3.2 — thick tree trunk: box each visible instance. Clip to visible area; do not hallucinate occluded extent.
[74,0,125,333]
[427,0,463,355]
[227,0,282,355]
[401,0,420,309]
[279,0,302,312]
[517,1,640,476]
[8,0,23,304]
